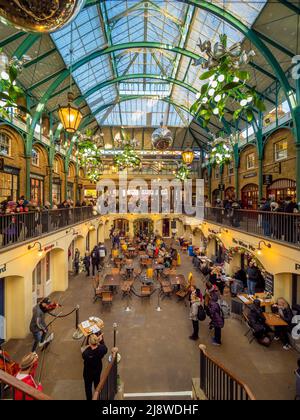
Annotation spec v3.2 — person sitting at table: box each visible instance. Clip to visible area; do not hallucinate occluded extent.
[272,298,294,350]
[231,267,247,297]
[248,300,272,347]
[189,286,203,341]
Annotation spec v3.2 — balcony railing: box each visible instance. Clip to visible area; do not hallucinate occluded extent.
[93,348,118,401]
[199,345,255,401]
[203,207,300,247]
[0,207,96,250]
[0,369,52,400]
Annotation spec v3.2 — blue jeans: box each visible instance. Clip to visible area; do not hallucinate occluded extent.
[32,331,44,352]
[247,280,256,296]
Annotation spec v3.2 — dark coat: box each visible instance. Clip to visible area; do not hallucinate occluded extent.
[248,305,266,334]
[209,295,224,328]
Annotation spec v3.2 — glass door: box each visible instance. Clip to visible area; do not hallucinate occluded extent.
[162,219,170,237]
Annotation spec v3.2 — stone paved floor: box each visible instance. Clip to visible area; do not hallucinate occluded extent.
[4,241,299,400]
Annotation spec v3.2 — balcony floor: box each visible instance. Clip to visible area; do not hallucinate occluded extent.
[4,241,299,400]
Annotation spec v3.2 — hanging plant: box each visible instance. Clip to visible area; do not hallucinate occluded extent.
[191,34,266,127]
[209,134,235,166]
[114,144,141,170]
[0,49,30,118]
[175,163,191,181]
[86,165,103,183]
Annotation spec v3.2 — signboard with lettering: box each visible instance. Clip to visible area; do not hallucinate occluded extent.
[218,184,225,191]
[243,172,257,179]
[263,175,273,185]
[0,264,6,275]
[264,271,274,295]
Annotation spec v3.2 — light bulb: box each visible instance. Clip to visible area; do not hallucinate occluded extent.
[208,88,215,97]
[1,71,9,81]
[211,81,218,88]
[240,99,248,107]
[202,97,208,104]
[233,77,239,83]
[213,108,219,115]
[247,96,253,103]
[218,74,225,83]
[214,94,222,102]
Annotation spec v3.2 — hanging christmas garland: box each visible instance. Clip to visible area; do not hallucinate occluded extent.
[0,49,30,118]
[190,34,265,127]
[114,144,141,170]
[209,134,236,166]
[175,163,191,181]
[77,129,103,182]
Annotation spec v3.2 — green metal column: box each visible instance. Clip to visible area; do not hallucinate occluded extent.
[207,164,212,203]
[294,77,300,201]
[25,94,31,199]
[233,144,240,201]
[220,164,224,201]
[256,115,264,201]
[48,113,54,207]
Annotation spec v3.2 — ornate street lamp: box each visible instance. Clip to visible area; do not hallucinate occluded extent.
[58,91,82,133]
[182,149,194,166]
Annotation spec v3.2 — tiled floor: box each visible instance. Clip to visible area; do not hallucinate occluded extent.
[4,241,299,400]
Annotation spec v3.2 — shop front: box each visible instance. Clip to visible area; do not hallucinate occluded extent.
[162,218,170,237]
[0,162,19,202]
[67,182,74,201]
[30,174,44,205]
[225,187,235,200]
[113,219,129,234]
[32,253,51,307]
[134,219,154,236]
[267,178,296,202]
[242,184,259,209]
[52,177,61,204]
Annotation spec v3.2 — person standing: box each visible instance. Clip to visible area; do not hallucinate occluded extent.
[74,248,80,275]
[91,246,100,276]
[29,298,57,352]
[98,242,107,269]
[15,353,43,400]
[82,334,108,400]
[209,293,224,346]
[246,261,259,296]
[189,286,203,341]
[83,252,91,277]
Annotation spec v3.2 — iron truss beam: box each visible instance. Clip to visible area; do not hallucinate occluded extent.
[278,0,300,14]
[0,32,26,48]
[252,29,295,58]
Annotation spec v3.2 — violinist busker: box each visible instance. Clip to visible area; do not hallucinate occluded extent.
[30,298,59,352]
[82,334,108,400]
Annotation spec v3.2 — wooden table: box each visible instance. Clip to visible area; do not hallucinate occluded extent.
[78,318,104,337]
[263,313,288,327]
[103,274,121,287]
[169,274,185,286]
[237,294,274,308]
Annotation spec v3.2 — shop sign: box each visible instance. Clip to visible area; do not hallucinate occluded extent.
[0,158,4,171]
[243,172,257,179]
[30,173,44,181]
[264,271,274,295]
[263,175,273,185]
[232,238,256,252]
[0,264,6,275]
[295,263,300,271]
[218,184,225,191]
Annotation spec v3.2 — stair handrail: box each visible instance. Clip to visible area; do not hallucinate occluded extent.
[199,344,256,401]
[0,369,52,400]
[93,347,119,401]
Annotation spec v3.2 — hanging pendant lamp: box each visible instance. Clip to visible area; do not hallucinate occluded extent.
[58,91,82,133]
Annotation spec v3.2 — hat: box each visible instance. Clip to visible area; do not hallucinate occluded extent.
[41,297,51,305]
[20,353,38,370]
[89,334,100,346]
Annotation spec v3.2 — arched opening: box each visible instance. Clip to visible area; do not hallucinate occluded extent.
[225,187,236,201]
[134,219,154,236]
[52,155,64,204]
[30,144,49,205]
[241,184,259,209]
[67,162,76,201]
[113,218,129,235]
[267,179,296,202]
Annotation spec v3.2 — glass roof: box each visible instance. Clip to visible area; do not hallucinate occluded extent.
[51,0,267,128]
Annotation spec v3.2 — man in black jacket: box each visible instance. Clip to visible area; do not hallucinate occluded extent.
[82,334,108,400]
[248,300,271,345]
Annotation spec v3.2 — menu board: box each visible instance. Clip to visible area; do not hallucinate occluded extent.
[264,271,274,294]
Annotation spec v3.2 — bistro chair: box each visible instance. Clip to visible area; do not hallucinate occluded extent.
[161,284,173,299]
[176,284,190,305]
[141,285,152,297]
[102,291,113,306]
[92,278,103,303]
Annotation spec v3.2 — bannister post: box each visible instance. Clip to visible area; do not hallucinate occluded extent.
[199,344,206,392]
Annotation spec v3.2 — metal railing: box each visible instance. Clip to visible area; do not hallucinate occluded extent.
[204,207,300,247]
[0,369,52,400]
[0,206,96,250]
[93,348,118,401]
[199,345,255,401]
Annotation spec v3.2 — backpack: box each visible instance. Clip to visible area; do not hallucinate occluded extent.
[99,248,106,258]
[197,305,206,322]
[91,251,97,259]
[218,299,231,319]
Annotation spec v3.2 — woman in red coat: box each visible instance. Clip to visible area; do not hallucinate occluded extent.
[15,353,43,400]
